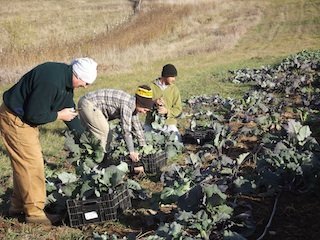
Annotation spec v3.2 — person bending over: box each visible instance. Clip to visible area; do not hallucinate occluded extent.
[0,57,98,225]
[78,85,154,162]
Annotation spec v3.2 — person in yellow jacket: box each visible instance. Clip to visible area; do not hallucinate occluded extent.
[0,57,98,225]
[144,64,182,140]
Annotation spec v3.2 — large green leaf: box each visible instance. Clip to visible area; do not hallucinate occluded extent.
[224,230,247,240]
[203,184,227,200]
[101,166,125,188]
[61,183,78,197]
[297,125,312,143]
[160,187,176,203]
[126,179,142,191]
[58,172,77,184]
[237,153,250,165]
[80,180,92,197]
[116,161,129,173]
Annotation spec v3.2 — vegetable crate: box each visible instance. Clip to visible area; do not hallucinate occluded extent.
[66,184,131,227]
[125,151,167,174]
[182,129,215,145]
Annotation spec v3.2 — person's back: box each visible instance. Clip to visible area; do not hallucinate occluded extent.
[3,62,73,125]
[78,86,154,162]
[82,89,134,121]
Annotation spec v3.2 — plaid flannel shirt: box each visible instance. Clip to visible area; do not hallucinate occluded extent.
[83,89,146,152]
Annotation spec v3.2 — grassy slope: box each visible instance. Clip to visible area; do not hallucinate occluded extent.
[0,0,319,238]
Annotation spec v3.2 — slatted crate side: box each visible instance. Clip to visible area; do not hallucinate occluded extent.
[122,151,167,174]
[66,184,131,227]
[141,151,167,174]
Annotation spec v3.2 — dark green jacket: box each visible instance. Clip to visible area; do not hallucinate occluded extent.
[3,62,84,134]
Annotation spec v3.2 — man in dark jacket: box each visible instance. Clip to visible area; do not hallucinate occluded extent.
[0,57,98,225]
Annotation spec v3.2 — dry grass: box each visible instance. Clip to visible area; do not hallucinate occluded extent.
[0,0,133,82]
[94,0,263,75]
[235,0,320,58]
[0,0,263,83]
[0,0,132,50]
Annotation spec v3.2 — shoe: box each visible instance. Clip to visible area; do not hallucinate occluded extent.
[25,213,62,225]
[8,207,24,217]
[46,213,63,224]
[25,215,52,225]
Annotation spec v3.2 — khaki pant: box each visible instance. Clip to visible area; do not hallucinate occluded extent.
[78,97,111,152]
[0,103,46,217]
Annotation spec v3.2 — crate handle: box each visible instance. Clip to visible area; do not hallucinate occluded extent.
[82,200,99,205]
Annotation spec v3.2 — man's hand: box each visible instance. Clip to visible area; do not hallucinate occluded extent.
[158,106,168,115]
[134,166,145,174]
[129,151,140,162]
[57,108,78,121]
[155,97,165,107]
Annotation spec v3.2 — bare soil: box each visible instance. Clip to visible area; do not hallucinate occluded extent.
[249,191,320,240]
[1,171,320,239]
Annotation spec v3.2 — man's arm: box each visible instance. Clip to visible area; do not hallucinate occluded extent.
[120,105,136,153]
[132,114,146,146]
[167,89,182,119]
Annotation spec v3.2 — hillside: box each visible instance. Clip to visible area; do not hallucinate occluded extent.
[1,0,318,87]
[0,0,319,239]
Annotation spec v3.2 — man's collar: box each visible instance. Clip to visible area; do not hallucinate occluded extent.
[155,78,168,90]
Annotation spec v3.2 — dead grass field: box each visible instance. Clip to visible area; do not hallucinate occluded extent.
[0,0,263,83]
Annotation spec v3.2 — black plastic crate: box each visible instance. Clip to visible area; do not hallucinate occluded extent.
[66,184,131,227]
[123,151,167,174]
[182,128,215,145]
[141,151,167,174]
